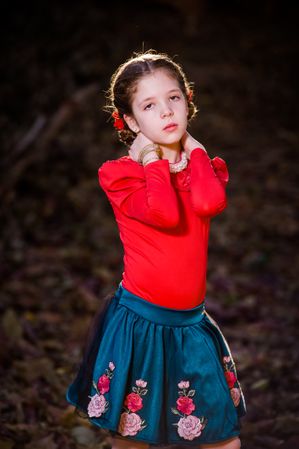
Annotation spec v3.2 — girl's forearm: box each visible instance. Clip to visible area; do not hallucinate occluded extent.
[189,148,228,217]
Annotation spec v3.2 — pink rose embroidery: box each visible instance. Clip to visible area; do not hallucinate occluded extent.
[171,380,207,441]
[136,379,147,388]
[109,362,115,371]
[87,361,115,418]
[178,381,190,389]
[230,387,241,407]
[97,374,110,394]
[124,392,143,413]
[177,415,203,440]
[176,396,195,415]
[118,412,144,436]
[118,378,148,436]
[87,393,108,418]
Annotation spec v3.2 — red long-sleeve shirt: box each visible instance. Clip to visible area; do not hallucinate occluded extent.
[98,148,229,309]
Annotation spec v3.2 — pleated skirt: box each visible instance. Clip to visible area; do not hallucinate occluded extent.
[66,282,246,446]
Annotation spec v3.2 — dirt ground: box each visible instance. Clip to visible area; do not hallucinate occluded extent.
[1,1,298,448]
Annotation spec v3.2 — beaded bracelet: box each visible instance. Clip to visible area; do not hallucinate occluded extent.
[138,144,162,164]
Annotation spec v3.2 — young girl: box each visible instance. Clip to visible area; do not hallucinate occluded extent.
[66,50,246,449]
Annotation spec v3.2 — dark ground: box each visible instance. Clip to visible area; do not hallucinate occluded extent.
[1,1,298,448]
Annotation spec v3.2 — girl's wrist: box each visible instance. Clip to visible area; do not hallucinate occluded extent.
[142,151,161,166]
[139,143,162,165]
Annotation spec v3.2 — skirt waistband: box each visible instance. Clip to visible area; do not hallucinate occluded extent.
[113,282,206,326]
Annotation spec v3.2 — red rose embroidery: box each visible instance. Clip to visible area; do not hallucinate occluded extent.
[88,361,115,418]
[97,374,110,394]
[225,371,237,388]
[124,392,143,412]
[222,356,244,409]
[171,379,207,441]
[176,396,196,416]
[118,378,148,437]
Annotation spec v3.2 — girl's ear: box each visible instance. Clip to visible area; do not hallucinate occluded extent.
[123,114,140,134]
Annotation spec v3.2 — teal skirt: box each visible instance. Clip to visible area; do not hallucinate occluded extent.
[66,282,246,446]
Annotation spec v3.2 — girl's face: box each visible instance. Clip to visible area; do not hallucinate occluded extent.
[124,69,189,151]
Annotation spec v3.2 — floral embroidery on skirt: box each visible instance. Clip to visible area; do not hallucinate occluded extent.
[118,379,148,436]
[87,361,115,418]
[223,356,242,407]
[66,283,246,445]
[171,380,208,441]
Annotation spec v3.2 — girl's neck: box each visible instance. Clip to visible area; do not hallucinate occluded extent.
[160,143,183,163]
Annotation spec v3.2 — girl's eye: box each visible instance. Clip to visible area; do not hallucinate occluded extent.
[144,103,154,110]
[170,95,180,101]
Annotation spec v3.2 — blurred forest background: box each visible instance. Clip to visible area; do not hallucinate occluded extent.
[1,1,298,448]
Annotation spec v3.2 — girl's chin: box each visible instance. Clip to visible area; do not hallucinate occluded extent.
[160,132,186,144]
[159,137,183,145]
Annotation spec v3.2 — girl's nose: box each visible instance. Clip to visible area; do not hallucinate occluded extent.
[161,104,173,118]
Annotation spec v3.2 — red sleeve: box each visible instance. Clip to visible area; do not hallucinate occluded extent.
[98,158,179,228]
[189,148,229,217]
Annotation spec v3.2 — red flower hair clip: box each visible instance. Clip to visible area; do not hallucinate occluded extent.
[112,111,125,130]
[187,90,193,102]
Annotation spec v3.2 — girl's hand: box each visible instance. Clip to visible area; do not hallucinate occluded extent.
[181,131,207,159]
[128,132,155,162]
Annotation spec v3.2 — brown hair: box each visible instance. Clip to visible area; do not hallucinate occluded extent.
[105,50,198,146]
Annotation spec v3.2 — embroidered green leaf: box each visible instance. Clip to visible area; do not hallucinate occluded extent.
[178,391,184,396]
[188,389,196,397]
[132,387,138,393]
[171,407,180,415]
[92,381,98,393]
[140,389,148,395]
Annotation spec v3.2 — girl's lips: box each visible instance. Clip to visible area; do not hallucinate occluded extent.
[163,123,178,131]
